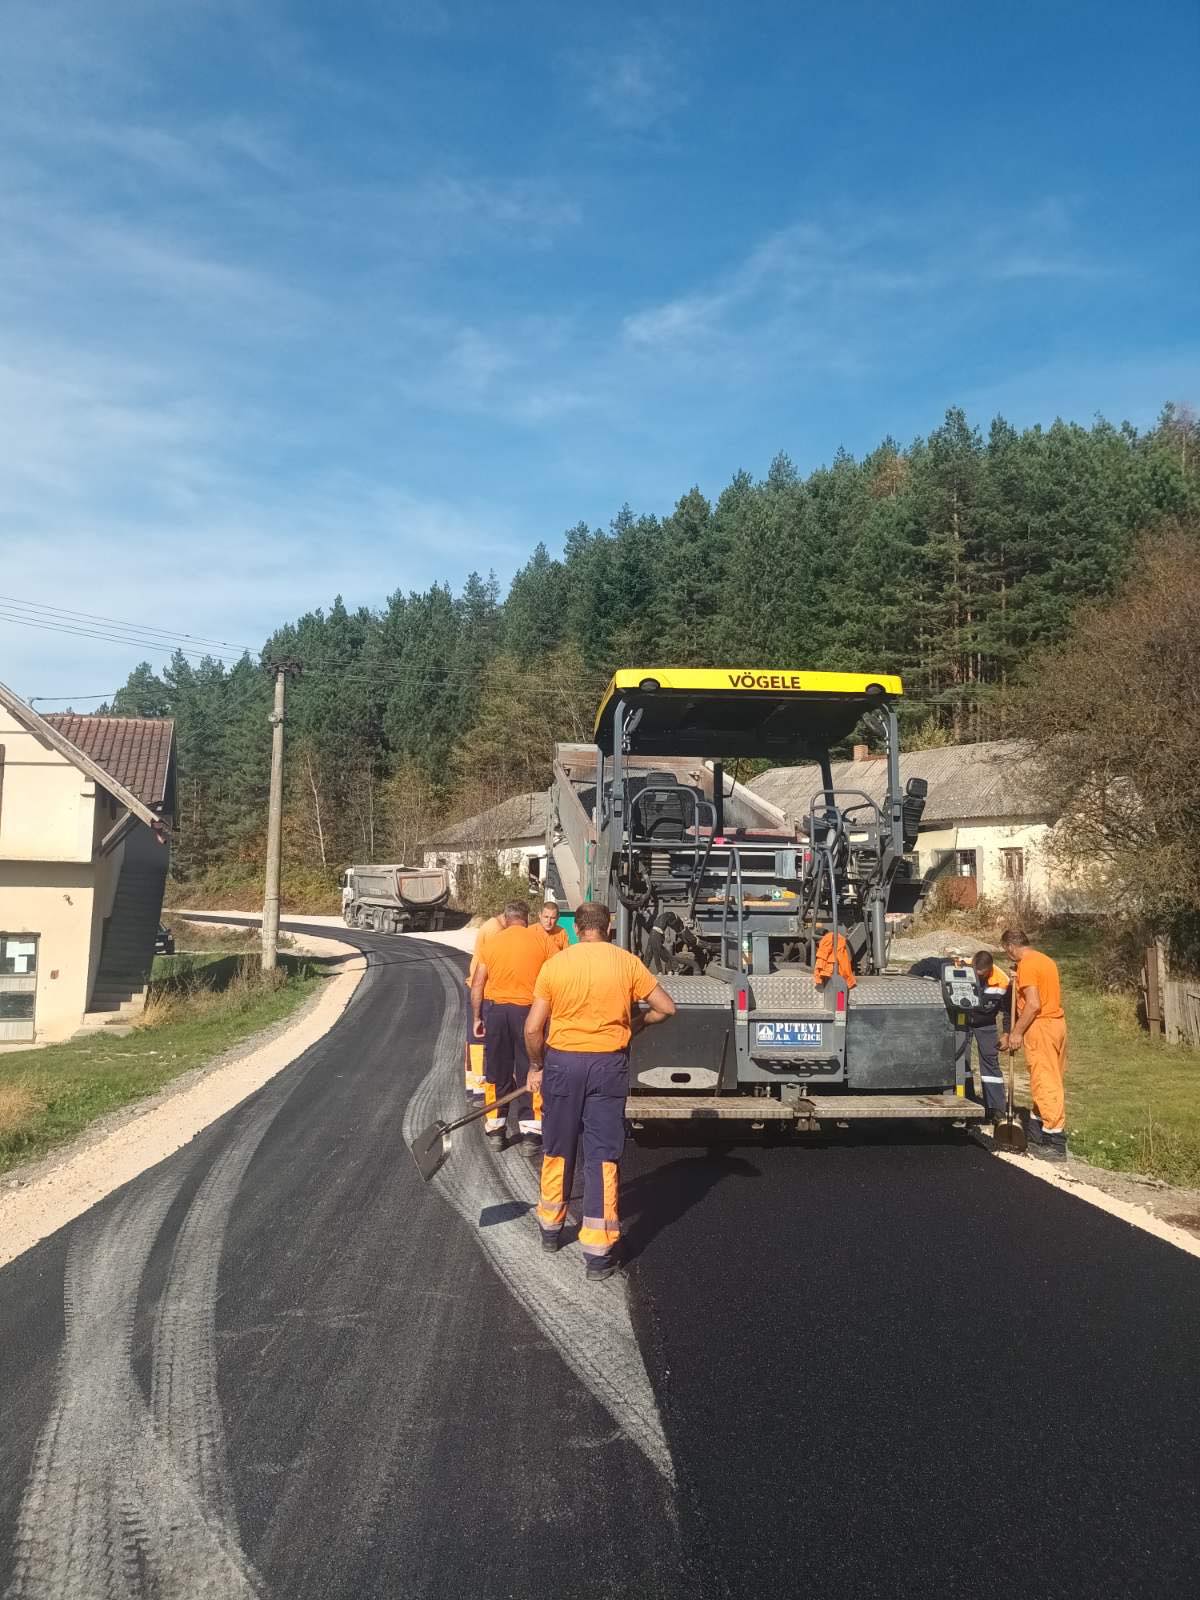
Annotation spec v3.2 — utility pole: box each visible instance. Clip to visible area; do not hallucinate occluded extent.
[261,660,300,972]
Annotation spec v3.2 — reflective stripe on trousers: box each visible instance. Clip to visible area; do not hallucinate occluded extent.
[537,1047,628,1264]
[956,1023,1006,1116]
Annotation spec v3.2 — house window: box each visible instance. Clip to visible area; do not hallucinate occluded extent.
[1001,848,1025,882]
[955,850,977,878]
[0,933,38,1043]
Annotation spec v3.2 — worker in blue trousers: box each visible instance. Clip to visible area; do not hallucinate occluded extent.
[523,901,675,1281]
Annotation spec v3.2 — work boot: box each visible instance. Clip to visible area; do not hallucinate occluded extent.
[483,1117,506,1140]
[540,1230,560,1254]
[585,1257,620,1283]
[1030,1131,1067,1162]
[518,1117,543,1143]
[1021,1110,1044,1145]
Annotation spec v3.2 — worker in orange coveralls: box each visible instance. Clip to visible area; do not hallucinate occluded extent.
[814,930,856,989]
[524,902,675,1281]
[1000,928,1068,1161]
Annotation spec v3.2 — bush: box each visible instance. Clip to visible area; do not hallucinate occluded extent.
[1084,918,1150,996]
[455,860,544,920]
[917,883,1042,937]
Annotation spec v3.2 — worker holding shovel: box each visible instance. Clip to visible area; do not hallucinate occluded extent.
[1000,928,1068,1161]
[524,901,675,1281]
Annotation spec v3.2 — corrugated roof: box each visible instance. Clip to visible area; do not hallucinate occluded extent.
[428,791,550,849]
[750,740,1047,825]
[43,715,174,809]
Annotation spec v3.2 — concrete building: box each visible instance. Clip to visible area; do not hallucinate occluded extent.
[749,739,1076,912]
[423,792,551,897]
[0,682,175,1044]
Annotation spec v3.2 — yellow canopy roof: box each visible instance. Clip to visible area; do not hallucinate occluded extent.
[593,668,903,758]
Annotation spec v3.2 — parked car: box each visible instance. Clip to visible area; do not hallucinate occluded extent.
[155,922,175,956]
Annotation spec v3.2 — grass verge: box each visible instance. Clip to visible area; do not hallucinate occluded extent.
[1028,926,1200,1188]
[162,913,294,955]
[0,951,323,1177]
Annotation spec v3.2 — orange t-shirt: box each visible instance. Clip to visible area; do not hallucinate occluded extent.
[540,926,569,955]
[534,941,659,1053]
[1015,950,1064,1021]
[476,924,550,1006]
[466,916,503,987]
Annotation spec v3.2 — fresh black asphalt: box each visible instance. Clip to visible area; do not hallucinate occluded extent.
[2,921,1198,1598]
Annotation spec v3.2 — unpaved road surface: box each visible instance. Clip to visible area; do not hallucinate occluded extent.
[2,922,1199,1598]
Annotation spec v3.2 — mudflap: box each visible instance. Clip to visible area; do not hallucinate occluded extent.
[629,1003,735,1093]
[844,1001,956,1090]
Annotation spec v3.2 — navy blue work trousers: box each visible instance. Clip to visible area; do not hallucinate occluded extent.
[482,1000,532,1123]
[956,1022,1006,1116]
[536,1047,628,1265]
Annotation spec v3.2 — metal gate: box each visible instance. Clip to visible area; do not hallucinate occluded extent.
[0,933,38,1043]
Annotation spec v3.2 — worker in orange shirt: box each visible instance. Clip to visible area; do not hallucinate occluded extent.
[524,902,675,1281]
[463,912,503,1098]
[471,901,551,1142]
[538,899,569,954]
[1000,928,1068,1161]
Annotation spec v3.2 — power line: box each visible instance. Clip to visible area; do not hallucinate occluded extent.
[0,593,256,655]
[0,609,247,663]
[28,692,121,705]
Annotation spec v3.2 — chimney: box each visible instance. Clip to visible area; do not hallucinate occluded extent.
[853,743,870,762]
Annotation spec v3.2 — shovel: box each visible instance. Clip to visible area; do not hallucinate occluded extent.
[410,1085,528,1183]
[993,978,1028,1155]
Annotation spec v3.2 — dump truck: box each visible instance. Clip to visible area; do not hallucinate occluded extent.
[549,668,982,1133]
[341,864,450,933]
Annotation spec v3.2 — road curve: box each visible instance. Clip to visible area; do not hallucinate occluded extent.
[1,923,1198,1599]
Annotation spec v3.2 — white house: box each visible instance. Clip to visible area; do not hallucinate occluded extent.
[0,681,175,1044]
[750,739,1076,911]
[423,792,551,896]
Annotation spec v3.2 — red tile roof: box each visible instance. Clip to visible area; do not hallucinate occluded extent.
[43,715,174,809]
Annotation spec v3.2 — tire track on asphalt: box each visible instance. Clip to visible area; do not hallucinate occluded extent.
[5,1038,328,1598]
[3,1176,260,1599]
[401,957,676,1487]
[151,1060,325,1536]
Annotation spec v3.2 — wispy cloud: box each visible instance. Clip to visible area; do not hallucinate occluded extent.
[407,176,582,238]
[621,203,1115,380]
[575,23,689,134]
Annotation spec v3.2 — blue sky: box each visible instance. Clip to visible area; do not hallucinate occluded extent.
[2,0,1197,700]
